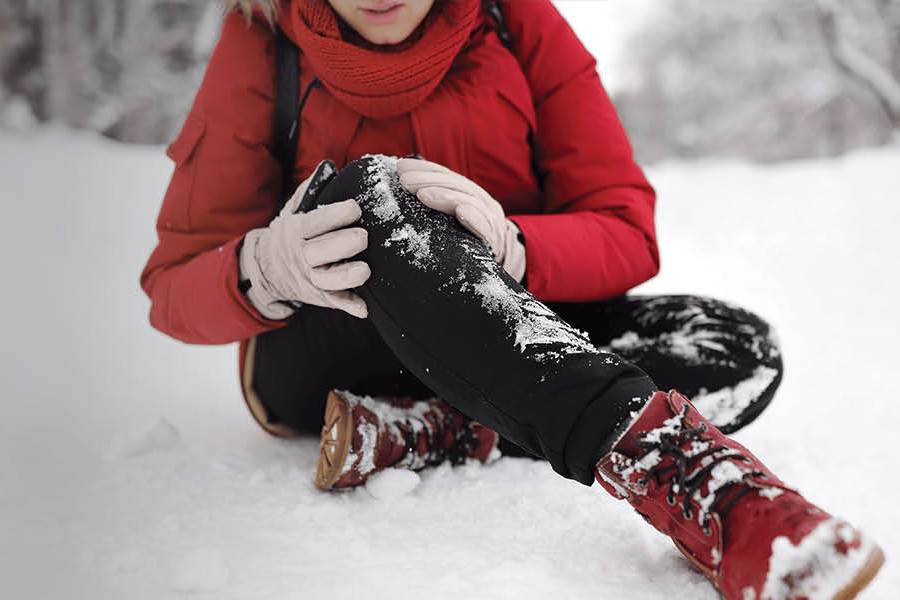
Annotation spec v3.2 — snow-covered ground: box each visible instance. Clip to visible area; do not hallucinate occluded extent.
[1,128,897,599]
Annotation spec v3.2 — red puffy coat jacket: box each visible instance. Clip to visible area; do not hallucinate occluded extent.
[140,0,659,346]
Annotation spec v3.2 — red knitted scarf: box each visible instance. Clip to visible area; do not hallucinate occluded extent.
[289,0,481,119]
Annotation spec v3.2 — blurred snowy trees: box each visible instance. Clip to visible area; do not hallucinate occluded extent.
[614,0,900,162]
[0,0,222,142]
[817,0,900,128]
[1,0,897,160]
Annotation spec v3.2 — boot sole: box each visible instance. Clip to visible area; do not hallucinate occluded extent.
[315,391,353,490]
[833,544,885,600]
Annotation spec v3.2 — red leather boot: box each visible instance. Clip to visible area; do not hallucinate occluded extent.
[595,390,884,599]
[315,390,499,489]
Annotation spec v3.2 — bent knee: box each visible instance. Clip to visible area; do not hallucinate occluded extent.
[325,155,411,222]
[320,156,468,268]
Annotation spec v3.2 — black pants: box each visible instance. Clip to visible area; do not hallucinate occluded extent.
[252,157,782,485]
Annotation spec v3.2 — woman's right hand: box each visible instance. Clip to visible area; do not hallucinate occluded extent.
[239,160,371,320]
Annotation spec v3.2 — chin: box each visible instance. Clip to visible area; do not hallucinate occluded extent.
[364,28,414,45]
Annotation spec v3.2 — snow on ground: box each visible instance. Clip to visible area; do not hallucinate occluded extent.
[0,128,897,599]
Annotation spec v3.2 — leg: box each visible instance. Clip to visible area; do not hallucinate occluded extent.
[551,295,783,432]
[302,155,655,484]
[252,302,501,490]
[252,304,433,435]
[254,158,884,598]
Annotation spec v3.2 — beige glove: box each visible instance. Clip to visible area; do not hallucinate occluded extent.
[239,162,371,320]
[397,158,526,282]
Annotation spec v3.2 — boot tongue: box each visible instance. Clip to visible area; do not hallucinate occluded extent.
[613,390,682,457]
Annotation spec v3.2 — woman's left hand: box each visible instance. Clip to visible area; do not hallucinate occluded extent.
[397,157,526,283]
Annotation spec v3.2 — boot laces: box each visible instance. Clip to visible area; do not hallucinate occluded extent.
[398,412,478,469]
[636,405,764,534]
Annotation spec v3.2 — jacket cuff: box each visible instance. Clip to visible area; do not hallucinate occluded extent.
[226,237,291,327]
[237,230,295,321]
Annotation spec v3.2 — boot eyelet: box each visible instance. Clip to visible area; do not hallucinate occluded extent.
[702,521,712,536]
[666,494,677,506]
[683,508,693,520]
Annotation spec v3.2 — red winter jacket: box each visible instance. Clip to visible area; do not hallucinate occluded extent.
[140,0,659,346]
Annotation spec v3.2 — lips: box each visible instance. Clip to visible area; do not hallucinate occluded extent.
[363,2,402,13]
[360,1,403,24]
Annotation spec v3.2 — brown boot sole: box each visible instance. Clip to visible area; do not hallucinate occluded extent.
[315,391,354,490]
[833,544,885,600]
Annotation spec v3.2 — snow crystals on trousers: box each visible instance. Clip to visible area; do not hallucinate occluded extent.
[355,153,601,365]
[690,365,779,427]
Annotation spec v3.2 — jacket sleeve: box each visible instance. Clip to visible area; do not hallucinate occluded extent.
[139,12,287,344]
[502,0,660,302]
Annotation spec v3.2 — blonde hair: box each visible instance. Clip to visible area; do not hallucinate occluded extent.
[224,0,280,26]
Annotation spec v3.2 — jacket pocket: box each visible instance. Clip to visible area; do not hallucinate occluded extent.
[495,81,537,135]
[467,65,540,214]
[166,113,206,166]
[159,113,207,232]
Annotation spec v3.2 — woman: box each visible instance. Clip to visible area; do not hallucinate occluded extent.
[140,1,883,598]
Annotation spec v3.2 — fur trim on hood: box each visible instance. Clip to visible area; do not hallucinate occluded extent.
[224,0,280,25]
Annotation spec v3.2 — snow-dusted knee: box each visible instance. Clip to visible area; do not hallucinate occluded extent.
[332,154,463,273]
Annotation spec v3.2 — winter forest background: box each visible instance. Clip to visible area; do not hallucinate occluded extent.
[2,0,899,160]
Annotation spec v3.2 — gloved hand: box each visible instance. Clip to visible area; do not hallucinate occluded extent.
[239,160,371,320]
[397,157,526,282]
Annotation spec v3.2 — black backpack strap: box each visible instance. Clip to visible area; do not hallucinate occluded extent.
[273,27,322,202]
[486,1,512,50]
[273,26,301,199]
